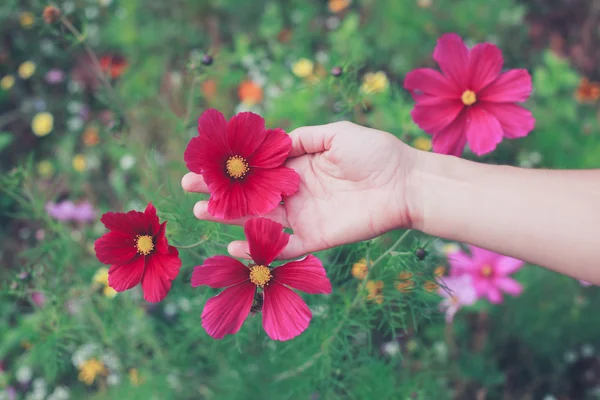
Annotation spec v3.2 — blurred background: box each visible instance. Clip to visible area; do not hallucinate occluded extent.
[1,0,600,399]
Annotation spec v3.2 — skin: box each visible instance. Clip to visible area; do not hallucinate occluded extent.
[182,121,600,284]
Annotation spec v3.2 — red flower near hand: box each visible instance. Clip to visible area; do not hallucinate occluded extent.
[191,218,332,341]
[94,203,181,303]
[183,109,299,220]
[404,33,535,156]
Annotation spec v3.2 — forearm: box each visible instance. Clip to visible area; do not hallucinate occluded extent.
[408,150,600,282]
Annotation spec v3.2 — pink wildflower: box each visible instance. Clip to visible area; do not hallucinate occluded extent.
[438,275,478,323]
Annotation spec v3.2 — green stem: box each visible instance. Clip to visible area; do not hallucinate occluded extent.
[173,239,206,249]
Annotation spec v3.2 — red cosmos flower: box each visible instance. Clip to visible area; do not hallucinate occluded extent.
[191,218,332,341]
[184,109,299,220]
[99,54,128,79]
[94,203,181,303]
[404,33,535,156]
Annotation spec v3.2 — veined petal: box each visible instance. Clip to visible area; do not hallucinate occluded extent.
[141,247,181,303]
[244,218,290,266]
[433,33,469,90]
[197,108,229,151]
[480,103,535,139]
[201,162,233,201]
[478,69,532,103]
[184,135,222,174]
[248,128,292,168]
[207,182,248,220]
[227,112,266,157]
[191,256,250,288]
[100,209,149,236]
[154,222,169,254]
[272,255,332,294]
[467,43,503,92]
[410,100,465,134]
[403,68,458,98]
[244,167,299,217]
[431,110,468,156]
[201,282,256,339]
[108,255,145,292]
[465,106,503,156]
[94,231,137,265]
[262,281,312,341]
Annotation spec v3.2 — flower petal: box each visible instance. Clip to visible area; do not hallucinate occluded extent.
[468,245,501,264]
[403,68,458,98]
[447,250,476,275]
[262,281,312,341]
[207,182,248,220]
[433,33,469,90]
[191,256,250,288]
[467,43,503,92]
[108,255,145,292]
[227,112,266,157]
[100,209,149,236]
[184,135,222,174]
[478,69,532,103]
[495,277,523,297]
[485,286,504,304]
[244,218,290,266]
[154,222,170,254]
[272,255,332,294]
[431,110,468,156]
[141,246,181,303]
[94,231,137,265]
[248,128,292,168]
[244,167,300,216]
[495,256,524,275]
[411,100,465,134]
[201,281,256,339]
[197,108,229,150]
[144,202,161,236]
[480,103,535,139]
[201,161,233,201]
[465,106,503,156]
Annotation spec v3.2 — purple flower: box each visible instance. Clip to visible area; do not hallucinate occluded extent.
[45,69,64,84]
[31,292,46,307]
[45,200,97,222]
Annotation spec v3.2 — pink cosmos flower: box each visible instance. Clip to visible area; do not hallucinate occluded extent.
[184,109,299,220]
[404,33,535,156]
[448,245,524,304]
[191,218,332,341]
[438,275,477,323]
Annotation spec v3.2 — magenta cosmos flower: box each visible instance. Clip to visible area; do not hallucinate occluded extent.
[94,203,181,303]
[184,109,299,220]
[448,245,524,304]
[438,275,477,323]
[404,33,535,156]
[191,218,332,341]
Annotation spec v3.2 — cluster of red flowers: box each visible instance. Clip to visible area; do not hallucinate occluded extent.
[94,33,535,341]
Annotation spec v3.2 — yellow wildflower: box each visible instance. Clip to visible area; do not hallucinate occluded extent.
[103,286,117,298]
[360,71,389,94]
[395,271,415,293]
[423,280,438,292]
[78,358,106,385]
[328,0,351,13]
[129,368,143,386]
[417,0,433,8]
[292,58,314,78]
[1,75,15,90]
[93,267,109,286]
[36,160,54,178]
[31,112,54,137]
[18,61,36,79]
[413,137,432,151]
[72,154,87,172]
[19,12,35,28]
[351,258,370,280]
[434,266,446,278]
[442,243,460,254]
[366,280,384,304]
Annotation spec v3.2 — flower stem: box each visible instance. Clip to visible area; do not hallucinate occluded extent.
[173,239,206,249]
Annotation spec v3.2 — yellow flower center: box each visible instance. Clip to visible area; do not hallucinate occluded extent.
[136,235,154,255]
[481,264,493,277]
[78,358,106,385]
[226,155,249,179]
[461,90,476,106]
[250,265,272,287]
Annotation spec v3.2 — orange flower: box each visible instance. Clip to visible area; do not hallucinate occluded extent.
[99,55,128,79]
[351,258,370,280]
[238,80,263,105]
[434,266,445,278]
[329,0,351,13]
[201,79,217,101]
[395,271,414,293]
[575,77,600,103]
[42,6,61,24]
[366,280,384,304]
[83,126,100,147]
[423,280,439,292]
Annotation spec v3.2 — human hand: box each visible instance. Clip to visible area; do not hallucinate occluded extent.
[181,121,419,260]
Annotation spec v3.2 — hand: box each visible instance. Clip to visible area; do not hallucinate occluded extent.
[181,121,419,260]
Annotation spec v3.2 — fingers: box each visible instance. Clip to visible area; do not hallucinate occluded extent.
[288,122,341,157]
[193,201,290,228]
[182,172,209,193]
[227,235,307,260]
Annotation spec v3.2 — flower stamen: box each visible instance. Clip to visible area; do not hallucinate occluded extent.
[250,265,272,287]
[136,235,154,255]
[461,90,477,106]
[226,155,249,179]
[481,264,493,277]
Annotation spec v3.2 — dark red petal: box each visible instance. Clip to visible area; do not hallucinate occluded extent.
[410,100,464,134]
[197,108,230,150]
[244,218,290,266]
[144,202,161,235]
[201,281,255,339]
[94,231,137,265]
[244,167,299,216]
[226,112,266,157]
[141,246,181,303]
[207,182,248,220]
[479,103,535,139]
[465,106,504,156]
[191,256,250,288]
[432,33,469,90]
[272,255,332,294]
[184,136,210,174]
[154,222,169,254]
[262,281,311,341]
[467,43,503,92]
[100,209,149,236]
[108,255,145,292]
[478,69,532,103]
[248,128,292,168]
[431,110,468,156]
[201,161,233,201]
[403,68,458,98]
